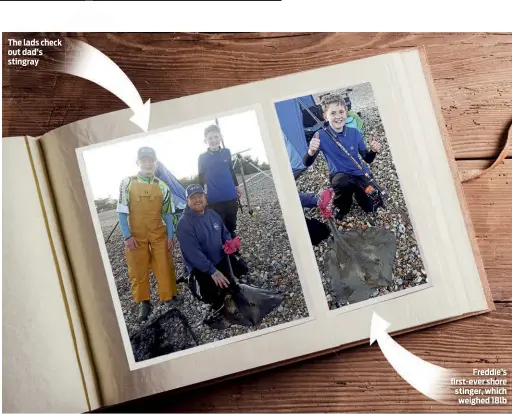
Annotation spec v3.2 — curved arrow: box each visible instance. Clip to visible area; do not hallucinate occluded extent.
[59,38,150,131]
[370,312,454,404]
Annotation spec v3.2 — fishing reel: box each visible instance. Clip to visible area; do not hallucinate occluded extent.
[364,184,386,212]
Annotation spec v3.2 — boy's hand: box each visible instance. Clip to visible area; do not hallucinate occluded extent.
[212,270,230,289]
[369,136,381,153]
[308,133,320,156]
[125,236,139,250]
[168,238,174,251]
[236,186,242,198]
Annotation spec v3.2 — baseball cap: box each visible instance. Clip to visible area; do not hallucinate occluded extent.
[186,184,205,198]
[137,146,157,160]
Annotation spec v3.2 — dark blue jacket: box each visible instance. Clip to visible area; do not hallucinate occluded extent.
[298,192,319,209]
[198,148,238,203]
[304,126,375,177]
[176,206,232,275]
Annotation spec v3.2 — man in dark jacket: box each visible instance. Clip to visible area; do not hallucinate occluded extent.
[176,184,248,315]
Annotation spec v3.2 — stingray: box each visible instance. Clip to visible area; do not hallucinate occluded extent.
[204,248,285,330]
[204,283,285,330]
[315,188,396,305]
[325,219,396,304]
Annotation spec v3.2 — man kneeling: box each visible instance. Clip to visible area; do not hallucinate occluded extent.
[176,184,248,322]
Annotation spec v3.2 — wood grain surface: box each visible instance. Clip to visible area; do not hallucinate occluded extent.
[3,33,511,413]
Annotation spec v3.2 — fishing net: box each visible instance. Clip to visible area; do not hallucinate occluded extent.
[318,189,396,305]
[130,307,199,362]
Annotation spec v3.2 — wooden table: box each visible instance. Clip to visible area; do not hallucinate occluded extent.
[3,33,511,413]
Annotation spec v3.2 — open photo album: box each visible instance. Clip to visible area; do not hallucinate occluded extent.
[3,47,494,412]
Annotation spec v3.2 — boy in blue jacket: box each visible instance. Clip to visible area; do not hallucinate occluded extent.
[176,184,248,315]
[198,124,241,237]
[303,94,382,221]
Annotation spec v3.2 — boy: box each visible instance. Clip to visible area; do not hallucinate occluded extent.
[198,124,241,237]
[117,146,177,322]
[303,94,382,221]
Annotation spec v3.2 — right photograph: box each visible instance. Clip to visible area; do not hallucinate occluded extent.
[274,83,427,310]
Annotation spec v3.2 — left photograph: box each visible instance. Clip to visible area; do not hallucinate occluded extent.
[78,109,309,364]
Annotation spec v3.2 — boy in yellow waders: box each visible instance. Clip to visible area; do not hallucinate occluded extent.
[116,147,177,322]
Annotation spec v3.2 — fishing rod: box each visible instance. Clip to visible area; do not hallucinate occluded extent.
[106,221,119,243]
[235,154,254,216]
[296,98,410,224]
[217,118,244,214]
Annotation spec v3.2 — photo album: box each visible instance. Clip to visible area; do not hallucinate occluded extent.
[3,47,494,412]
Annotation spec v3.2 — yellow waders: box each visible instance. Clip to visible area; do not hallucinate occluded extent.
[125,178,177,302]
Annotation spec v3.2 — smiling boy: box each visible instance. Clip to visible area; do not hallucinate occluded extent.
[198,124,241,237]
[303,94,382,221]
[116,146,177,322]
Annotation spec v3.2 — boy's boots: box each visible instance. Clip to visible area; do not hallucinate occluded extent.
[165,295,182,307]
[138,300,151,322]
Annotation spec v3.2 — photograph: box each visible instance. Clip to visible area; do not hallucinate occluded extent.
[5,33,502,413]
[80,109,309,363]
[274,83,428,309]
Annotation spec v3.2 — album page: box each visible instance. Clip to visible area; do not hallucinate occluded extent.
[38,48,492,406]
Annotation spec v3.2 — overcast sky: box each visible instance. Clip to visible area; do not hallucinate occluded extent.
[83,110,268,200]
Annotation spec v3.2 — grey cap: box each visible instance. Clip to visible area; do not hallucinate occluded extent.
[137,146,157,160]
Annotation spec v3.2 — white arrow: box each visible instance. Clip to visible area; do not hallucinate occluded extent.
[59,38,150,132]
[370,312,454,404]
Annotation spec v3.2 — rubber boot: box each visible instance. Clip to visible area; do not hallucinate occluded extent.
[138,300,151,322]
[165,295,182,307]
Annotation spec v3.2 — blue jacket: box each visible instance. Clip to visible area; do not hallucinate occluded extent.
[198,148,238,203]
[298,192,319,209]
[304,126,375,177]
[176,206,232,275]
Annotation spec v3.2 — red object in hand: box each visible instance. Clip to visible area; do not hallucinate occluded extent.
[223,236,241,254]
[318,189,334,219]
